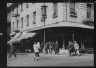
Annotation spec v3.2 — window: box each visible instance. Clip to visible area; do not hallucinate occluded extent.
[21,18,23,28]
[17,20,18,29]
[17,7,18,14]
[13,22,14,31]
[26,15,29,26]
[33,11,36,24]
[21,3,23,11]
[53,3,58,18]
[26,3,29,8]
[41,5,47,22]
[87,3,91,18]
[70,2,77,17]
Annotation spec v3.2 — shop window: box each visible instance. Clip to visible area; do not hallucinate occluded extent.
[26,15,29,26]
[52,3,58,18]
[70,2,77,17]
[33,11,36,24]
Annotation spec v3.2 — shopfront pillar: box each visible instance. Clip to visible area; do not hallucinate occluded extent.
[63,33,65,49]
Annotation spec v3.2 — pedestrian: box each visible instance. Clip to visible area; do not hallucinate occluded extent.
[40,42,44,53]
[68,41,74,56]
[45,42,49,54]
[33,41,40,60]
[49,41,52,53]
[74,41,80,56]
[55,40,58,54]
[8,42,17,58]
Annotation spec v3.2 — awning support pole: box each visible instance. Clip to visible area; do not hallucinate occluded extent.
[44,30,45,49]
[63,33,65,49]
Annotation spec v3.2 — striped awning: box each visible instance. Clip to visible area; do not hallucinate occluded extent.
[15,32,36,41]
[7,33,21,44]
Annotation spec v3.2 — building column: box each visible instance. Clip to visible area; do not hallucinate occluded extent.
[81,32,84,49]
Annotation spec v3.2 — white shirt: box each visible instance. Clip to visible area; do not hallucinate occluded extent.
[33,42,40,52]
[74,43,79,49]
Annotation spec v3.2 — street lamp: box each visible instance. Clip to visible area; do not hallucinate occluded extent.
[41,3,47,52]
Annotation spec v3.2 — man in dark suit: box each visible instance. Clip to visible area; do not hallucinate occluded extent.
[8,42,17,58]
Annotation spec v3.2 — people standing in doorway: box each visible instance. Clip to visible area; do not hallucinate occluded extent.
[33,41,40,60]
[8,42,17,58]
[74,41,80,56]
[68,41,74,56]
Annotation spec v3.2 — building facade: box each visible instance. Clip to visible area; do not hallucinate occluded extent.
[7,2,94,52]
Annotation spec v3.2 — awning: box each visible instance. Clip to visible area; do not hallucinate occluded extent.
[7,33,21,44]
[27,21,94,32]
[15,32,36,41]
[44,21,94,29]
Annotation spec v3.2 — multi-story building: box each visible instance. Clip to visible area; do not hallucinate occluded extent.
[7,2,94,52]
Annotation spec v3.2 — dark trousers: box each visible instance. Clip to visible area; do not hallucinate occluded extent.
[55,48,58,54]
[35,52,39,57]
[9,52,16,58]
[69,50,72,56]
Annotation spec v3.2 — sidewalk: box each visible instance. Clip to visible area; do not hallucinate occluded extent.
[7,53,94,66]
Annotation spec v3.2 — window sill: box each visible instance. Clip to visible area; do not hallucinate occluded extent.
[70,14,77,18]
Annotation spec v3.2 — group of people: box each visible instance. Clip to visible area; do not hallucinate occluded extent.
[68,41,80,56]
[45,40,59,54]
[33,40,59,60]
[8,40,81,60]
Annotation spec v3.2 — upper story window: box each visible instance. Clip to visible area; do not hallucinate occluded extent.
[21,18,23,28]
[41,5,47,22]
[26,3,29,8]
[21,3,23,11]
[17,20,18,29]
[70,2,77,17]
[52,3,58,18]
[87,3,93,18]
[13,22,14,31]
[17,7,18,14]
[26,15,29,26]
[33,11,36,24]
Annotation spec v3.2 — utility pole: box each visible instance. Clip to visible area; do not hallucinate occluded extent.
[41,3,47,53]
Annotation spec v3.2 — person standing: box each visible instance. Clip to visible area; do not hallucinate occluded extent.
[33,41,40,60]
[55,40,58,54]
[74,41,80,56]
[68,41,74,56]
[8,42,17,58]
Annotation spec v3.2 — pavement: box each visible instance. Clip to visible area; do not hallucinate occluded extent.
[7,52,94,67]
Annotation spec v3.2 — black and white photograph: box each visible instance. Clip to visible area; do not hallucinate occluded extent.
[6,1,94,67]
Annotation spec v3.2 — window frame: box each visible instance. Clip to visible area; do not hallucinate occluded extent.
[52,3,58,18]
[21,3,23,11]
[87,3,92,18]
[21,17,23,28]
[33,11,36,24]
[70,2,77,17]
[26,15,29,26]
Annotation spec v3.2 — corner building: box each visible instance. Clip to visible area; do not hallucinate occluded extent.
[7,2,94,52]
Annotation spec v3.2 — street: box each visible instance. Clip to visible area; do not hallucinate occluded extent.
[7,53,94,67]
